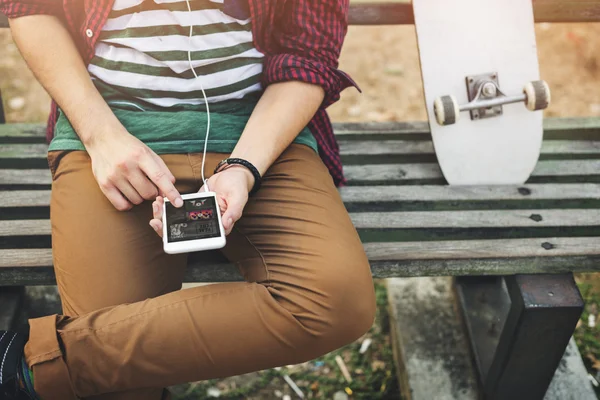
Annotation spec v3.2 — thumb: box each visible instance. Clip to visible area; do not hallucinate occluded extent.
[221,195,245,231]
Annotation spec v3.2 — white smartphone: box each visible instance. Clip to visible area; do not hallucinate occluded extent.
[162,192,226,254]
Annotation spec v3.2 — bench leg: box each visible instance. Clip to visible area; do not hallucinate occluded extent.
[456,273,584,400]
[0,90,5,124]
[0,286,25,331]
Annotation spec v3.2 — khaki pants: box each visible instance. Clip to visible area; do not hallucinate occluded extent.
[25,144,376,399]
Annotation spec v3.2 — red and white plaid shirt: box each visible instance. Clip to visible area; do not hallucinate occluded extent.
[0,0,358,186]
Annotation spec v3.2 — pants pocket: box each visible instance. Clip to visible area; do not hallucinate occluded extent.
[47,150,72,181]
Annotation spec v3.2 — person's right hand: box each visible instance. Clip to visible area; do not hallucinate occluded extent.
[86,130,183,211]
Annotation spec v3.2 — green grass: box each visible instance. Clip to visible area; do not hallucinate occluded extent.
[574,273,600,397]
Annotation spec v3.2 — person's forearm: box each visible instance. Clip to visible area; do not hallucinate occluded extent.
[231,81,325,175]
[9,15,124,147]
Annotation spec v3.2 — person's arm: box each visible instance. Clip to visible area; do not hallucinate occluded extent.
[8,15,182,210]
[210,0,352,230]
[150,0,352,236]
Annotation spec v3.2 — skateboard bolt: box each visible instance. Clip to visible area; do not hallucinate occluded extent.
[482,82,497,98]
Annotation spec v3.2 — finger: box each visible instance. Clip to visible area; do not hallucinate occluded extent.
[221,194,246,231]
[99,183,133,211]
[149,219,163,238]
[152,197,164,220]
[128,170,159,201]
[216,193,227,215]
[152,152,176,184]
[140,157,182,207]
[114,178,144,205]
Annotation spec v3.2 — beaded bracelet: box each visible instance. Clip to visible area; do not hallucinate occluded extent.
[213,158,262,195]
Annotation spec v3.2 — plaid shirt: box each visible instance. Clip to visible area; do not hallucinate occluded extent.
[0,0,357,186]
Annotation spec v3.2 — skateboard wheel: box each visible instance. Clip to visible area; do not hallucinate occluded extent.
[524,80,551,111]
[434,95,460,125]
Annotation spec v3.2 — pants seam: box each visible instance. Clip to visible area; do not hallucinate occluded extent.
[28,350,62,365]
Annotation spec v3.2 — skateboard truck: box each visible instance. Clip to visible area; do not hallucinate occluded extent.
[433,73,551,126]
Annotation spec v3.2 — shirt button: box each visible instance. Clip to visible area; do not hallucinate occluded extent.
[86,29,93,38]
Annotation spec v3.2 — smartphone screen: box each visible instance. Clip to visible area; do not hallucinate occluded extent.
[165,196,221,243]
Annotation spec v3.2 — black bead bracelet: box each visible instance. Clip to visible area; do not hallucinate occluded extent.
[214,158,262,195]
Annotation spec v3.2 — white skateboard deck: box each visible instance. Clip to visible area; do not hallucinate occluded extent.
[413,0,545,185]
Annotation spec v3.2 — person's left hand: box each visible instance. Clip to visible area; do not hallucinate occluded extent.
[149,166,254,237]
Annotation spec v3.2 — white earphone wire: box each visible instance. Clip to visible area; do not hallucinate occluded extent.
[186,0,211,192]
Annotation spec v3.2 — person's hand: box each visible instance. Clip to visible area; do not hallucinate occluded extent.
[149,166,254,237]
[87,129,183,211]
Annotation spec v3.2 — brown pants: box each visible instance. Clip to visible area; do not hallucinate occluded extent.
[26,144,376,400]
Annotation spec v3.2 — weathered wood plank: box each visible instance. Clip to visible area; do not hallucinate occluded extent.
[0,252,599,285]
[344,160,600,182]
[1,191,51,207]
[0,249,52,267]
[339,184,600,203]
[0,124,46,138]
[2,2,600,27]
[3,238,600,268]
[0,169,51,184]
[346,1,600,25]
[339,140,600,156]
[4,140,599,161]
[2,118,600,139]
[3,209,600,236]
[3,184,600,209]
[350,210,600,229]
[365,238,600,261]
[2,160,600,186]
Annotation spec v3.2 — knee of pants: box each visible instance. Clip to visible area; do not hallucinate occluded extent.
[280,255,377,353]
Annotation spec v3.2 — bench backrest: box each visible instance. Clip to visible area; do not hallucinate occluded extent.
[2,1,600,28]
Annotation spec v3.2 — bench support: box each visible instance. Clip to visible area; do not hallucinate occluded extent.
[0,286,25,330]
[456,273,584,400]
[0,90,5,124]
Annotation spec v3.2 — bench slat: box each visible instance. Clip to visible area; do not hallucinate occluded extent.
[2,237,599,284]
[0,170,51,184]
[4,209,599,237]
[344,160,600,182]
[339,140,600,156]
[346,1,600,25]
[4,140,600,161]
[3,160,600,186]
[3,118,600,139]
[340,184,600,202]
[352,209,600,229]
[4,238,600,266]
[2,2,600,28]
[4,183,600,208]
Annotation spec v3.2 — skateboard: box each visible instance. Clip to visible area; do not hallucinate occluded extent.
[413,0,551,185]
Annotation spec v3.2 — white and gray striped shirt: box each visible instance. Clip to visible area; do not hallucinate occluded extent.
[89,0,264,110]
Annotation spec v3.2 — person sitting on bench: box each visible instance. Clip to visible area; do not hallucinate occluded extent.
[0,0,376,399]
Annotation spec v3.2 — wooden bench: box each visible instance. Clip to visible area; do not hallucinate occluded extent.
[2,2,600,399]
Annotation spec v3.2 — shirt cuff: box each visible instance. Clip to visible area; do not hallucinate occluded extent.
[0,2,63,19]
[263,53,361,108]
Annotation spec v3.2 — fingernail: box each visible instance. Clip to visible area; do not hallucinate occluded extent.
[175,198,183,207]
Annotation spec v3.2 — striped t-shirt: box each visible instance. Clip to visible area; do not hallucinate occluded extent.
[50,0,317,154]
[89,0,264,110]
